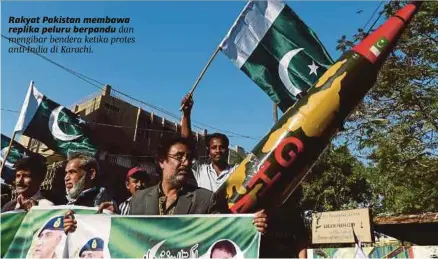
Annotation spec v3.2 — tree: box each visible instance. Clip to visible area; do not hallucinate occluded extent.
[336,1,438,214]
[300,144,373,212]
[300,2,437,215]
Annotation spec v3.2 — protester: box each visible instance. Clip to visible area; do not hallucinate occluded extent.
[1,155,53,212]
[129,137,227,215]
[129,136,268,233]
[118,166,150,215]
[64,152,113,207]
[180,94,236,192]
[63,152,116,233]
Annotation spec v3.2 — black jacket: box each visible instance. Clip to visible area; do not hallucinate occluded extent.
[66,187,113,207]
[129,184,229,215]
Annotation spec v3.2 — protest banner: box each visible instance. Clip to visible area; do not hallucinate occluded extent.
[2,206,260,258]
[1,210,27,257]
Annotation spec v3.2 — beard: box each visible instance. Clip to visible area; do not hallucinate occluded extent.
[166,168,188,188]
[66,174,86,200]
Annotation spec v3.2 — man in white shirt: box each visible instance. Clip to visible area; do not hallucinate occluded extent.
[191,133,237,192]
[180,95,236,192]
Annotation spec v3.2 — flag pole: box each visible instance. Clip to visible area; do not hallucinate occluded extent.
[273,103,279,123]
[180,46,222,110]
[0,131,17,175]
[1,80,34,175]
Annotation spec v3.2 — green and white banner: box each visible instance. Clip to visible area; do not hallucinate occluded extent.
[2,206,260,258]
[2,206,100,258]
[0,210,27,257]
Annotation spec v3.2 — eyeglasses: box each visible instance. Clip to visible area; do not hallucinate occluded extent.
[167,153,193,163]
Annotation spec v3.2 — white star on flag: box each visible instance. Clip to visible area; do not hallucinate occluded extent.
[308,61,319,76]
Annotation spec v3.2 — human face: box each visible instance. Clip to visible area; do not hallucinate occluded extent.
[126,175,147,196]
[208,138,229,164]
[211,248,234,259]
[34,229,63,258]
[65,159,89,199]
[159,143,192,187]
[15,169,39,197]
[80,250,104,258]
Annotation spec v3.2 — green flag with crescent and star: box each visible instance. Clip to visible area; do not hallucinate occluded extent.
[1,134,38,184]
[14,82,97,157]
[220,0,334,112]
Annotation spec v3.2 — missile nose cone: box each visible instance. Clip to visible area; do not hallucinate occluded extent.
[394,2,421,23]
[352,2,421,65]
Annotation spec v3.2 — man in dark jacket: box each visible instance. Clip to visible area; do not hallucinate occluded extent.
[64,152,112,207]
[129,137,267,233]
[129,137,228,215]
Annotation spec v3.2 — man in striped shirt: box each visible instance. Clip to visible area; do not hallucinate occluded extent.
[118,167,150,215]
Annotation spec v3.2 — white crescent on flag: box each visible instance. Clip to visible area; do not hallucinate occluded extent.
[0,147,15,168]
[278,48,304,96]
[49,106,82,141]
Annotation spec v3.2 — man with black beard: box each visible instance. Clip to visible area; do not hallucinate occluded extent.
[129,137,224,215]
[63,153,113,207]
[129,137,267,233]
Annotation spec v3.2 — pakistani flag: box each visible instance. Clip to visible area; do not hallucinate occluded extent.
[1,134,35,184]
[14,82,97,157]
[220,0,334,112]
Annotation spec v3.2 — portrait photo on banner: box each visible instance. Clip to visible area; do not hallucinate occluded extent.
[26,215,66,259]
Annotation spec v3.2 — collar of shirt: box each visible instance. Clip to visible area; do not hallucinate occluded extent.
[157,182,186,197]
[208,163,233,181]
[158,182,182,215]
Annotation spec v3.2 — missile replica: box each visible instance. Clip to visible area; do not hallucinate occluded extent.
[217,2,422,213]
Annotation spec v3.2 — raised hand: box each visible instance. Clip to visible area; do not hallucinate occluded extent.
[181,94,194,115]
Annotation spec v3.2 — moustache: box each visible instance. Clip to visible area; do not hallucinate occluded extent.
[177,167,190,174]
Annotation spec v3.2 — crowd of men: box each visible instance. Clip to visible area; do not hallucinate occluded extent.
[0,95,308,258]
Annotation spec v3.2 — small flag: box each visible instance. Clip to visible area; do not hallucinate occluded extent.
[14,82,97,157]
[1,134,39,184]
[220,0,334,112]
[369,36,389,57]
[352,226,368,259]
